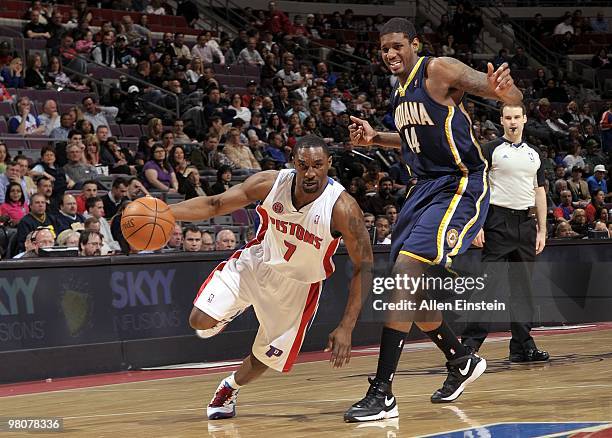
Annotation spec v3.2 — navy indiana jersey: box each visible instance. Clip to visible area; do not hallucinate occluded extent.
[391,56,486,178]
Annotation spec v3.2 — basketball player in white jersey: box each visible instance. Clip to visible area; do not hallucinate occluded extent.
[170,135,373,419]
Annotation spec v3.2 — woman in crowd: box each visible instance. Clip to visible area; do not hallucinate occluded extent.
[585,190,606,223]
[0,182,28,226]
[76,119,94,136]
[228,93,251,124]
[1,57,25,89]
[84,135,101,166]
[211,165,233,195]
[147,118,164,141]
[0,142,10,174]
[25,53,49,89]
[142,144,179,193]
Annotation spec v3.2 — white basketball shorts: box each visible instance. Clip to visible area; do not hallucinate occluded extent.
[193,244,322,372]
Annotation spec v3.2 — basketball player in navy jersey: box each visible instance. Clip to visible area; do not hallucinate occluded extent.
[170,135,373,420]
[344,18,523,422]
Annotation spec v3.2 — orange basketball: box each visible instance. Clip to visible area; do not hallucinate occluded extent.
[121,197,176,251]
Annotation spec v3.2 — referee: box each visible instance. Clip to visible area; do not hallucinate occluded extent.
[462,103,550,362]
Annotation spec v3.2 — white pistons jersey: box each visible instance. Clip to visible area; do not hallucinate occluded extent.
[254,169,345,283]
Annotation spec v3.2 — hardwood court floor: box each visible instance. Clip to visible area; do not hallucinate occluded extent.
[1,326,612,437]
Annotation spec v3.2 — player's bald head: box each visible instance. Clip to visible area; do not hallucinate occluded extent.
[381,17,417,40]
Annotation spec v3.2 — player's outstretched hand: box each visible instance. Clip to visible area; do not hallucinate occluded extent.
[349,116,377,147]
[486,62,515,100]
[324,326,352,368]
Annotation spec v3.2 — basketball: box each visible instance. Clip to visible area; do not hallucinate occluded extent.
[120,197,176,251]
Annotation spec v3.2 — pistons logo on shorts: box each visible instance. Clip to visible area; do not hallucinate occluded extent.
[272,202,284,214]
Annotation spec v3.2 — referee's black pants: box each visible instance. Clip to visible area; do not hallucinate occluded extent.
[461,204,538,355]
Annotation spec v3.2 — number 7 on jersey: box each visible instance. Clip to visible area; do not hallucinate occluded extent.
[283,240,297,261]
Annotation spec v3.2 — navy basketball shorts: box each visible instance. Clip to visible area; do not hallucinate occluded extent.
[390,173,490,267]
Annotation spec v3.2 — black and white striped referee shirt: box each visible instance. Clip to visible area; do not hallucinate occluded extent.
[483,137,546,210]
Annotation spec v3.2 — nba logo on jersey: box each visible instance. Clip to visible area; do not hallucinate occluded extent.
[265,346,284,358]
[314,215,320,224]
[273,202,284,214]
[207,293,214,303]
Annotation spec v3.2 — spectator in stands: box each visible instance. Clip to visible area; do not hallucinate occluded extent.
[222,128,261,172]
[211,165,232,195]
[56,229,80,247]
[186,57,205,85]
[563,143,586,171]
[541,79,569,103]
[363,161,387,194]
[75,30,95,56]
[182,225,203,252]
[554,190,575,222]
[143,144,179,193]
[0,161,28,205]
[115,35,136,68]
[600,102,612,153]
[567,167,590,208]
[0,143,8,175]
[556,31,575,55]
[173,120,191,144]
[493,48,510,69]
[38,99,60,136]
[23,9,50,39]
[169,145,190,184]
[63,143,98,186]
[35,176,56,214]
[247,110,266,141]
[363,212,375,232]
[554,13,574,35]
[50,113,74,140]
[587,165,608,195]
[229,93,252,124]
[78,230,103,256]
[84,196,120,253]
[585,190,605,224]
[561,101,580,125]
[441,35,456,57]
[569,208,588,236]
[190,134,233,172]
[146,117,164,142]
[177,0,199,27]
[238,37,264,66]
[82,97,118,135]
[318,110,344,143]
[0,182,28,227]
[145,0,166,15]
[591,48,610,69]
[126,176,149,200]
[16,194,56,252]
[184,166,211,199]
[510,46,529,70]
[264,132,288,166]
[32,145,74,203]
[15,155,35,198]
[275,60,302,90]
[346,177,368,213]
[219,38,237,65]
[55,193,85,234]
[215,228,237,250]
[121,15,150,46]
[101,177,128,219]
[165,223,183,250]
[24,53,49,89]
[590,12,609,33]
[365,177,397,217]
[44,55,79,91]
[20,227,55,258]
[201,231,214,251]
[192,31,224,65]
[330,88,348,115]
[1,57,24,90]
[285,96,307,123]
[264,1,292,35]
[171,32,191,61]
[374,216,391,244]
[75,180,97,214]
[384,204,398,231]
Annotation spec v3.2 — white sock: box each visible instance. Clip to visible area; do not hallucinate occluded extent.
[225,372,241,389]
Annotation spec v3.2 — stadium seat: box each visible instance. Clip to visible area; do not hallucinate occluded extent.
[231,208,250,226]
[120,125,143,138]
[0,102,14,118]
[213,215,233,225]
[0,119,8,134]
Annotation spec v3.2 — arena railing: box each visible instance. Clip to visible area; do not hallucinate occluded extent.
[61,63,178,121]
[67,53,181,119]
[480,4,594,81]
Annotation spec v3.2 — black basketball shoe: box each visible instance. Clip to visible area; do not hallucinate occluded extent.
[344,377,399,423]
[509,348,550,362]
[431,354,487,403]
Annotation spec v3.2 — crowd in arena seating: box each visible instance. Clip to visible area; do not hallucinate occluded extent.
[0,0,610,259]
